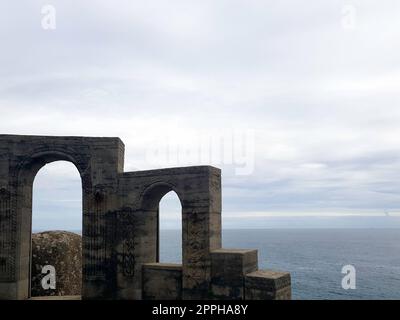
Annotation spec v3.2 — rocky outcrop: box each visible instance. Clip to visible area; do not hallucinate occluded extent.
[31,231,82,297]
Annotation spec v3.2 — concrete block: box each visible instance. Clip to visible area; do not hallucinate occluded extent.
[245,270,291,300]
[142,263,182,300]
[211,249,258,299]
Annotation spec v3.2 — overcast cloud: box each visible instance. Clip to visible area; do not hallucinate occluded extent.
[2,1,400,229]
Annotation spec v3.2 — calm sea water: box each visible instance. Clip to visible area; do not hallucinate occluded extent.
[159,228,400,300]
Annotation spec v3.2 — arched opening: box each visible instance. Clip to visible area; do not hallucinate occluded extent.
[30,161,82,298]
[139,184,184,300]
[159,191,182,263]
[140,183,183,264]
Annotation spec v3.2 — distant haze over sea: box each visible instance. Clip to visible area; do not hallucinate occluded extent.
[32,215,400,232]
[221,215,400,229]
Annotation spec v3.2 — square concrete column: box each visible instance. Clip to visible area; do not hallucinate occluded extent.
[211,249,258,299]
[245,270,291,300]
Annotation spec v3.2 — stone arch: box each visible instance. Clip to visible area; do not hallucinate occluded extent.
[158,191,183,263]
[11,150,91,300]
[140,181,183,211]
[139,182,183,263]
[121,167,222,300]
[1,136,292,300]
[0,135,125,300]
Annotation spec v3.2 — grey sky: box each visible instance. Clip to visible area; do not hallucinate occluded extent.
[2,1,400,229]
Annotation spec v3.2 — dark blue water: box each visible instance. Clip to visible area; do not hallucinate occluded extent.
[159,229,400,299]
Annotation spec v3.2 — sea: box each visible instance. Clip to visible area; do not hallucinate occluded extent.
[160,228,400,300]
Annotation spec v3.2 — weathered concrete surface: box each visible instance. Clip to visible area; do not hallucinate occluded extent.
[29,295,81,300]
[245,270,291,300]
[142,263,182,300]
[116,166,221,300]
[31,231,81,297]
[0,134,291,300]
[0,134,124,300]
[211,249,258,299]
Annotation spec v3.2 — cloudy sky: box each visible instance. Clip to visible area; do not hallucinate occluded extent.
[2,1,400,229]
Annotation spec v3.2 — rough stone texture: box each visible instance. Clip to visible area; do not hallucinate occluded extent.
[0,134,291,300]
[245,270,291,300]
[31,231,81,297]
[142,263,182,300]
[211,249,258,300]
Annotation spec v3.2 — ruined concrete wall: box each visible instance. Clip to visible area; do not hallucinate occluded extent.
[0,134,291,300]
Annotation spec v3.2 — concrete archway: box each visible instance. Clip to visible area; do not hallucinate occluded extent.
[115,166,222,299]
[140,182,183,263]
[1,135,287,301]
[158,191,182,263]
[1,137,225,300]
[0,135,124,300]
[17,152,87,299]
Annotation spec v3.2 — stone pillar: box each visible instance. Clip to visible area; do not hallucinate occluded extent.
[179,167,221,299]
